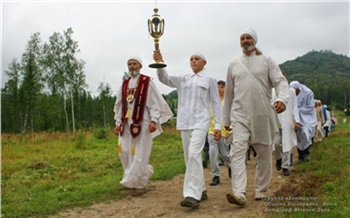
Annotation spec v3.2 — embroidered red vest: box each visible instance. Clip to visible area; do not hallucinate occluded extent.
[120,74,150,138]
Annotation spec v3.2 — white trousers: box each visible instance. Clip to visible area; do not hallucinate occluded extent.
[181,129,207,200]
[274,131,291,169]
[119,120,154,189]
[230,122,272,195]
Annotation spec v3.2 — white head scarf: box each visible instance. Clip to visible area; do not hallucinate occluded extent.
[191,52,206,61]
[127,56,142,66]
[241,28,258,44]
[290,81,301,89]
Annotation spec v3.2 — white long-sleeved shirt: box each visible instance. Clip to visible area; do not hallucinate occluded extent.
[157,68,222,131]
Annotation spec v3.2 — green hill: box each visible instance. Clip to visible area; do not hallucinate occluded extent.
[280,50,350,108]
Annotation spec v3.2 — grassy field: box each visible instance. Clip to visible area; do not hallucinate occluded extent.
[270,112,350,218]
[1,123,185,218]
[1,113,350,217]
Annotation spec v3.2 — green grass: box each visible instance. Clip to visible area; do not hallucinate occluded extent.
[1,126,184,217]
[270,112,350,218]
[2,112,350,218]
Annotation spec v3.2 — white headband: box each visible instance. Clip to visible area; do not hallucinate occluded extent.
[191,52,206,61]
[241,28,258,44]
[128,56,142,66]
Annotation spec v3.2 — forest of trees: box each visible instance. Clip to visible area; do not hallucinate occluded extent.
[280,50,350,108]
[2,29,350,134]
[1,28,115,133]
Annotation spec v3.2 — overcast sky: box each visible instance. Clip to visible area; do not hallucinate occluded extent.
[2,0,349,96]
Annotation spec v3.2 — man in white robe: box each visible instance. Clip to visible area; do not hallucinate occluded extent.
[113,56,173,196]
[222,29,290,206]
[273,87,300,176]
[290,81,316,163]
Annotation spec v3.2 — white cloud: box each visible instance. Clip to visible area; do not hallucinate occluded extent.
[2,1,349,96]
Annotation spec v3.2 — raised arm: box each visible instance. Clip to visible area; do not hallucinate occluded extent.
[154,49,182,88]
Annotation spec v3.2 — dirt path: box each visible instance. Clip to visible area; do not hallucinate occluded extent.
[53,156,290,218]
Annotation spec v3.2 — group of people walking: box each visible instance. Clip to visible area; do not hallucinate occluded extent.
[113,28,330,209]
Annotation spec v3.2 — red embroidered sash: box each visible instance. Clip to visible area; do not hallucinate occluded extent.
[120,78,129,135]
[120,74,150,138]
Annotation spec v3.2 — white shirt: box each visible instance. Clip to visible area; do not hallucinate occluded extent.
[157,68,222,131]
[223,53,290,145]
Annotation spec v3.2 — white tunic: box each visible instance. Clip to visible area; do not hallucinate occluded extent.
[157,68,222,200]
[157,68,222,131]
[113,74,173,189]
[273,87,300,152]
[223,53,290,146]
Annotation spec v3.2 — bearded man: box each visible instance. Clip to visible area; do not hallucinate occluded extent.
[222,29,290,206]
[113,56,173,196]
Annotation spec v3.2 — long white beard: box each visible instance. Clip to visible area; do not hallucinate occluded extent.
[129,70,140,77]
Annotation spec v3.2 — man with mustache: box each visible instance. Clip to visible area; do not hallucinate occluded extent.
[222,29,290,205]
[113,56,173,196]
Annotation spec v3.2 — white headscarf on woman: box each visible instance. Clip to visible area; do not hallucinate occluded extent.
[290,81,301,90]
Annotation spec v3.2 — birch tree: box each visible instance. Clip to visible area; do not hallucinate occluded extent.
[42,31,70,132]
[42,28,86,133]
[63,28,87,132]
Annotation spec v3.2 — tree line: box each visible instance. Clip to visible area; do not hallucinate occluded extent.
[1,28,116,133]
